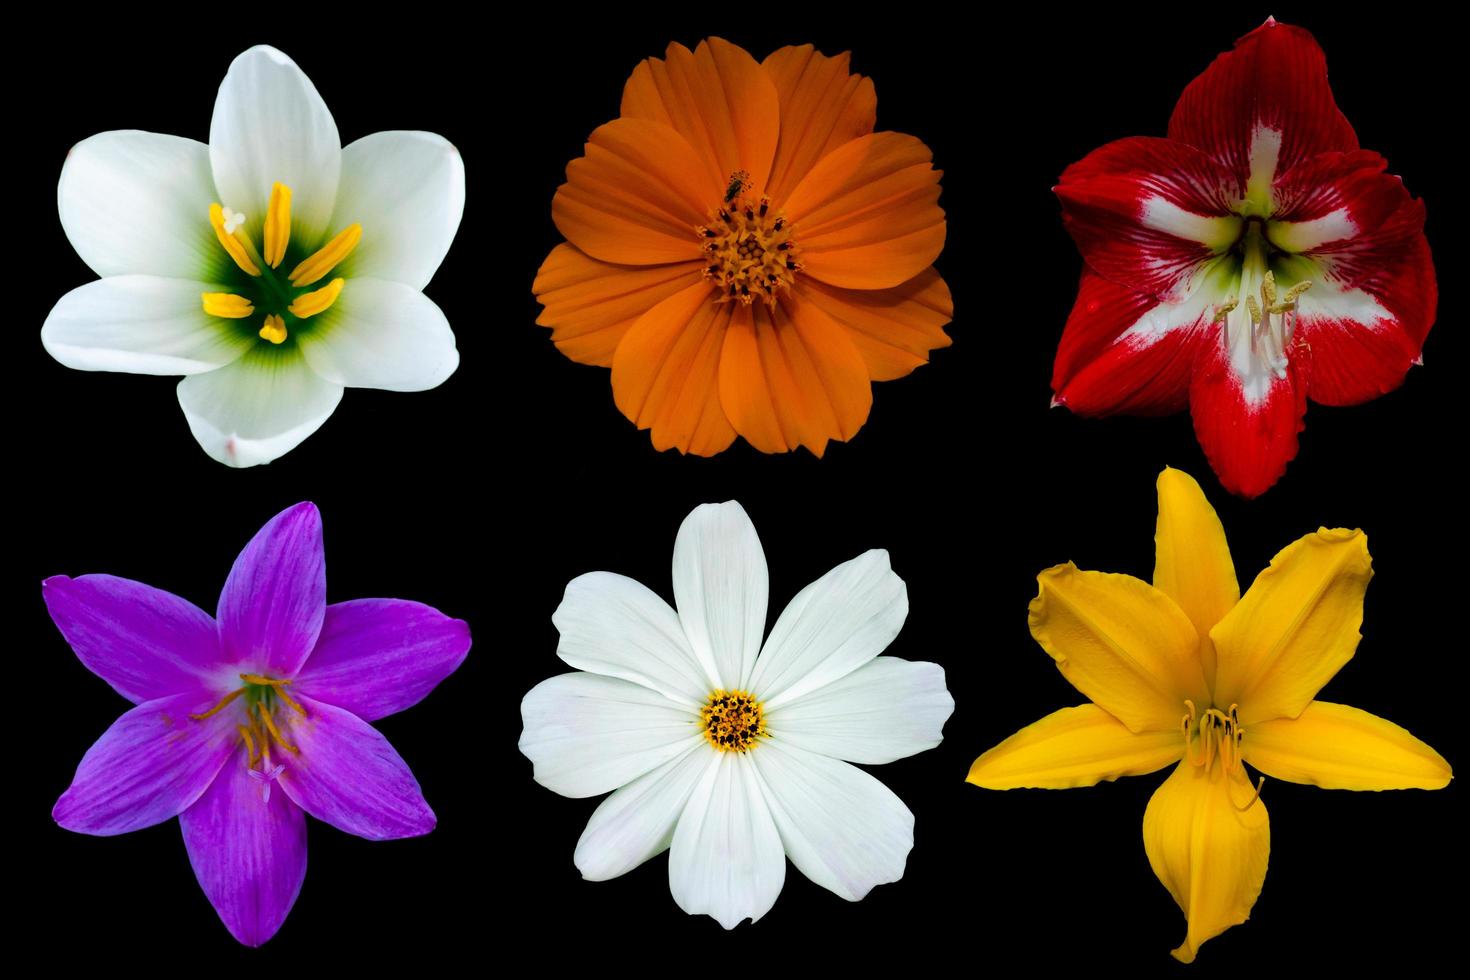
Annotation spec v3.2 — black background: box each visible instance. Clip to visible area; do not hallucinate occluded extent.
[14,6,1461,973]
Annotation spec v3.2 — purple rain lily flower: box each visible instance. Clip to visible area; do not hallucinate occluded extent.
[47,501,471,946]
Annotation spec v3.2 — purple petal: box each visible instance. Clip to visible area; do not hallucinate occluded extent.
[53,692,237,836]
[43,575,220,704]
[217,502,325,677]
[276,695,435,840]
[180,757,307,947]
[295,599,471,721]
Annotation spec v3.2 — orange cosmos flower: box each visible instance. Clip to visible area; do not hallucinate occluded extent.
[534,38,953,456]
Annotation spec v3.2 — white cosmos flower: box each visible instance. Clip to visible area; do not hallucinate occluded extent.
[42,45,465,467]
[519,501,954,928]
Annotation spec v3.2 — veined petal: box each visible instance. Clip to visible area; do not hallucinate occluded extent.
[276,695,435,840]
[767,657,952,764]
[760,44,876,204]
[1153,467,1238,689]
[293,599,471,722]
[1212,528,1372,726]
[216,502,324,677]
[533,244,702,367]
[296,278,458,392]
[668,752,785,929]
[1029,564,1208,732]
[749,550,907,709]
[43,574,220,704]
[52,691,236,836]
[574,745,715,881]
[518,672,703,799]
[1144,761,1270,964]
[58,131,223,280]
[1267,150,1408,251]
[671,501,768,692]
[967,704,1183,790]
[330,131,464,290]
[176,346,344,468]
[1057,136,1241,301]
[620,38,779,196]
[752,740,912,902]
[1244,701,1451,790]
[43,276,254,376]
[782,132,945,290]
[179,757,307,947]
[798,269,953,381]
[210,46,341,244]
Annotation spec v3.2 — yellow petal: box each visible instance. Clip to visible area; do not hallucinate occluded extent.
[1211,528,1372,726]
[1244,701,1452,790]
[966,704,1183,789]
[1144,761,1270,964]
[1030,564,1209,733]
[1153,467,1238,690]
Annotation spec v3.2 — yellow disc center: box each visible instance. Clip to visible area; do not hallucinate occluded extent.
[701,689,766,753]
[696,171,799,307]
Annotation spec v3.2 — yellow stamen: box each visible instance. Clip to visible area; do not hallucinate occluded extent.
[288,278,345,319]
[1211,298,1238,324]
[259,313,288,345]
[1261,269,1278,307]
[201,292,255,319]
[289,224,362,286]
[701,689,767,753]
[1234,775,1267,813]
[239,673,306,714]
[238,724,257,766]
[256,701,298,754]
[209,203,262,277]
[274,686,308,717]
[263,182,293,269]
[189,687,244,721]
[1244,293,1263,323]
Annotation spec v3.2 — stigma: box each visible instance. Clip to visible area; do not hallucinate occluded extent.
[701,689,766,753]
[697,171,799,307]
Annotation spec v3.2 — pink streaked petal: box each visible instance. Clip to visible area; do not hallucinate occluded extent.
[179,757,307,947]
[1190,338,1308,499]
[1168,19,1357,191]
[53,692,237,836]
[43,574,219,704]
[1305,198,1435,347]
[217,503,325,678]
[1057,137,1241,300]
[1267,150,1410,251]
[276,695,435,841]
[294,600,471,722]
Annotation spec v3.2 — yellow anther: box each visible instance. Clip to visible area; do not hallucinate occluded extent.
[274,685,308,717]
[1244,294,1263,323]
[289,224,361,286]
[1211,298,1238,324]
[238,724,257,766]
[263,182,293,269]
[202,292,255,319]
[256,701,298,754]
[259,314,287,345]
[189,687,244,721]
[288,278,345,319]
[209,203,262,277]
[1261,270,1278,307]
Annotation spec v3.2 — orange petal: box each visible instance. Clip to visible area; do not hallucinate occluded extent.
[760,44,877,204]
[620,37,779,197]
[611,281,737,455]
[552,118,712,265]
[798,270,953,381]
[533,244,703,367]
[783,132,946,290]
[717,290,872,456]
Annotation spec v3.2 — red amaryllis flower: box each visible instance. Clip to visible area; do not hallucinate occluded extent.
[1052,18,1436,497]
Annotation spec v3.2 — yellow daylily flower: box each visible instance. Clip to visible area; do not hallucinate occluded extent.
[967,467,1451,963]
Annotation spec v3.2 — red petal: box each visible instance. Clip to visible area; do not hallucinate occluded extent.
[1169,19,1357,191]
[1057,137,1241,300]
[1190,337,1308,498]
[1267,151,1409,251]
[1053,271,1216,416]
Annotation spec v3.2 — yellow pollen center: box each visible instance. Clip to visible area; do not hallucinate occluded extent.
[189,673,307,765]
[701,689,766,753]
[697,172,799,306]
[1180,700,1265,811]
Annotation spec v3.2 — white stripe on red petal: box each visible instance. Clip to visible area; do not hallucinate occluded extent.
[1295,275,1419,407]
[1267,150,1408,251]
[1190,336,1307,499]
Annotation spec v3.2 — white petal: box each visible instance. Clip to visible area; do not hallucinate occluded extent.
[176,347,343,467]
[42,276,253,375]
[332,131,465,290]
[553,572,711,705]
[575,745,716,881]
[668,752,785,929]
[519,672,703,798]
[209,46,340,242]
[765,657,953,764]
[748,549,907,709]
[59,131,220,279]
[672,502,768,691]
[296,278,458,391]
[752,740,914,902]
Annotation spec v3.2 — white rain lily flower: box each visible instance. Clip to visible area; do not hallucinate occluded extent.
[42,45,465,467]
[519,501,954,928]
